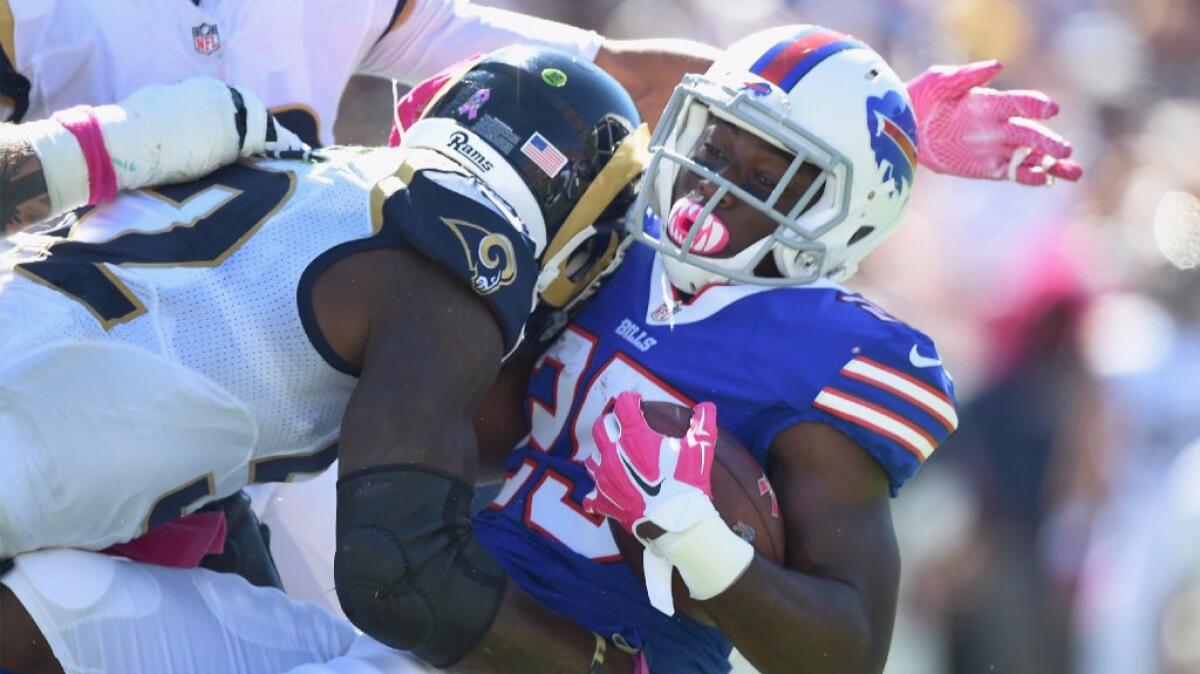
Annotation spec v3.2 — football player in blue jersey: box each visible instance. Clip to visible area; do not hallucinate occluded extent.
[0,29,1080,674]
[473,25,965,674]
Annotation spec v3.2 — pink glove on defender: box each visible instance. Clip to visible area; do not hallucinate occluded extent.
[388,55,483,147]
[906,60,1084,186]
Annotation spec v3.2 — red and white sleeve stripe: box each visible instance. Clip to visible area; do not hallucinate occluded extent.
[812,356,958,461]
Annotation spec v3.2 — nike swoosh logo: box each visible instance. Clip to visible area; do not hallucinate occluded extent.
[618,451,662,496]
[909,345,942,368]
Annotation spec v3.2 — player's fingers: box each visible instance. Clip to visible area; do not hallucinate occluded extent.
[687,401,719,438]
[1015,163,1050,186]
[582,489,600,513]
[1048,159,1084,181]
[1002,118,1072,159]
[592,482,631,515]
[978,88,1060,120]
[944,60,1004,93]
[584,489,624,519]
[1011,150,1083,185]
[592,400,623,449]
[611,390,647,429]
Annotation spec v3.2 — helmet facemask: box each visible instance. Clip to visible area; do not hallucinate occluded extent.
[534,121,649,308]
[630,74,857,293]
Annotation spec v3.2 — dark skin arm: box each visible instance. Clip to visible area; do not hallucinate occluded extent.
[0,584,66,674]
[593,39,718,128]
[0,129,51,235]
[315,247,632,673]
[698,422,900,674]
[473,343,541,484]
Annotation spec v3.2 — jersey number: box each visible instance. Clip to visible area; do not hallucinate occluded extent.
[497,326,692,561]
[15,164,295,329]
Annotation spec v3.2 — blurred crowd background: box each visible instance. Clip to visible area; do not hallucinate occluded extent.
[333,1,1200,672]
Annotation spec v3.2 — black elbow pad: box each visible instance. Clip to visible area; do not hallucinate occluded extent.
[334,465,506,667]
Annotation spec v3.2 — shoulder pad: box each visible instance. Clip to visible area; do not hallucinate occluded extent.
[749,287,958,493]
[379,168,538,353]
[811,312,957,494]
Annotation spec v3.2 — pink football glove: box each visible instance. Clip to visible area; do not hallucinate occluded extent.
[584,392,753,614]
[388,54,483,147]
[906,60,1084,186]
[583,392,718,538]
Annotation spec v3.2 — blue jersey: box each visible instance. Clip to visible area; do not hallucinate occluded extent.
[474,241,957,672]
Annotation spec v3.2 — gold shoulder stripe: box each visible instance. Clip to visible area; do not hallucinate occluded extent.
[0,0,16,64]
[539,123,651,308]
[369,148,469,234]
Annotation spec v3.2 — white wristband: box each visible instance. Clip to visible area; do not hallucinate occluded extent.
[23,118,89,214]
[651,515,754,601]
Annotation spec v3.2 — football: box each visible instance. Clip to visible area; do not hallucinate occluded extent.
[611,400,785,623]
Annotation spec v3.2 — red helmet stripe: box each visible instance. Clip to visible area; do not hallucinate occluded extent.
[881,116,917,169]
[749,28,863,91]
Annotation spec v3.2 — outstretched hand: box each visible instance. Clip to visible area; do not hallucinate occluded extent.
[906,60,1083,186]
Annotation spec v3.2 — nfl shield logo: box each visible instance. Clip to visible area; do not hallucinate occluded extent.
[192,23,220,55]
[651,303,675,321]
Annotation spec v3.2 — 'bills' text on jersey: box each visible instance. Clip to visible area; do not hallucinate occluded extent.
[475,222,957,672]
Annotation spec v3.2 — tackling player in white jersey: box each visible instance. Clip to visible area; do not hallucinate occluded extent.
[0,47,655,673]
[0,23,1089,671]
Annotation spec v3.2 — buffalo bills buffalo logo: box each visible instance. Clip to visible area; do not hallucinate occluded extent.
[865,91,918,196]
[739,81,772,97]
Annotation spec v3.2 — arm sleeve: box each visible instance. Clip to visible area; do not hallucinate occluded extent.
[359,0,604,85]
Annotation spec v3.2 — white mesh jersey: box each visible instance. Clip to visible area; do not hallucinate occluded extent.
[0,147,433,557]
[0,0,602,143]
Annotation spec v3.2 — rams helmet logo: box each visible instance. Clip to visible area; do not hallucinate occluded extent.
[441,217,518,295]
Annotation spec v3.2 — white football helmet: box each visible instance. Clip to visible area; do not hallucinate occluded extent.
[628,25,920,292]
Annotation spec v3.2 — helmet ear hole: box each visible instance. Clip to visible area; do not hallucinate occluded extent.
[848,226,875,245]
[564,237,599,282]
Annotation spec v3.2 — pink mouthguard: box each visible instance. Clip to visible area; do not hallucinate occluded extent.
[666,198,730,255]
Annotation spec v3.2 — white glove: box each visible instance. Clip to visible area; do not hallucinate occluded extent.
[25,77,318,215]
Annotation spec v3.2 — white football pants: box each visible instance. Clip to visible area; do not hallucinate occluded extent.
[1,548,434,674]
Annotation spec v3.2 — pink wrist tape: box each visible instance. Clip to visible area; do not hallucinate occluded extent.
[53,106,118,205]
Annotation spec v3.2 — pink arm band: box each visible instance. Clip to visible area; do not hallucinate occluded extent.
[52,106,118,205]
